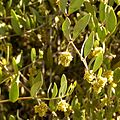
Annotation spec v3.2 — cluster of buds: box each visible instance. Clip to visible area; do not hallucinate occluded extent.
[57,100,70,112]
[58,51,73,67]
[84,70,95,83]
[34,102,48,117]
[92,76,107,94]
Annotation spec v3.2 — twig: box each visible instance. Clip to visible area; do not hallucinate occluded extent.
[0,95,67,104]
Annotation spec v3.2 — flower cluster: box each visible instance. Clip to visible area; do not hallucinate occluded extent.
[84,70,95,83]
[58,52,73,67]
[34,102,48,117]
[57,100,70,112]
[92,76,107,94]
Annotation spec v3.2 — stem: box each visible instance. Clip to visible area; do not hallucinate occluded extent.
[0,95,67,104]
[70,41,88,70]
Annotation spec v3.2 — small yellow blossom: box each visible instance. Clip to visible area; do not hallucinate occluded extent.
[103,70,113,83]
[93,76,107,94]
[84,70,95,83]
[58,52,73,67]
[34,102,48,117]
[57,100,69,112]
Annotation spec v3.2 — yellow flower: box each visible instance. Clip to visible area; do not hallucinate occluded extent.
[58,52,73,67]
[84,70,95,83]
[103,70,113,83]
[93,77,107,94]
[57,100,69,112]
[34,102,48,117]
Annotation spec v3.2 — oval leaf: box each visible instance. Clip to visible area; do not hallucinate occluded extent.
[84,31,94,57]
[52,82,58,98]
[59,0,68,13]
[9,75,19,103]
[73,14,90,40]
[99,2,106,22]
[106,7,117,33]
[11,9,22,35]
[59,74,67,97]
[30,71,43,97]
[31,48,36,63]
[12,57,18,74]
[68,0,84,15]
[93,52,103,72]
[30,81,43,97]
[62,17,71,40]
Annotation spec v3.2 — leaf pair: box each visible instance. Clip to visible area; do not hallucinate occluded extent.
[59,0,84,15]
[62,14,90,40]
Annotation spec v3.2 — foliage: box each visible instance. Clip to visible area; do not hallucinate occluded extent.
[1,0,120,119]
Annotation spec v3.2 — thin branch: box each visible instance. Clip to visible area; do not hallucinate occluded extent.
[0,95,67,104]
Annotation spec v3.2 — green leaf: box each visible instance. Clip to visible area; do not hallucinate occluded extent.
[11,9,22,35]
[52,82,58,98]
[59,74,67,97]
[73,14,90,40]
[9,75,19,103]
[84,31,94,57]
[97,23,107,42]
[62,17,71,40]
[30,81,43,97]
[7,0,12,8]
[106,7,117,33]
[68,0,84,15]
[30,71,43,97]
[46,47,53,68]
[9,115,16,120]
[59,0,68,13]
[113,67,120,83]
[12,57,18,73]
[31,48,36,63]
[93,52,103,72]
[34,71,43,84]
[49,100,57,111]
[99,2,106,22]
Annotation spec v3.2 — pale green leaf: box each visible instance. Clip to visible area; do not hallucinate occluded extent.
[34,71,43,84]
[73,14,90,40]
[84,31,94,57]
[59,0,68,13]
[106,7,117,33]
[62,17,71,40]
[59,74,67,97]
[31,71,43,97]
[99,2,106,22]
[9,75,19,102]
[12,57,18,73]
[93,52,103,72]
[30,81,43,97]
[68,0,84,15]
[31,48,36,63]
[11,9,22,35]
[52,82,58,98]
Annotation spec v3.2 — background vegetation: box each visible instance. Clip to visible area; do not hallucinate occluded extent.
[1,0,120,119]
